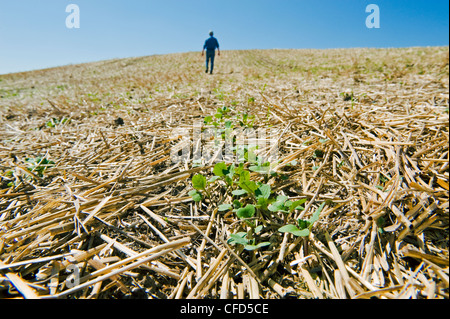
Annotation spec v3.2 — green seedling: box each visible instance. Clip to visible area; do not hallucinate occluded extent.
[254,183,271,211]
[238,113,255,128]
[212,162,235,186]
[214,106,231,120]
[188,190,203,202]
[249,161,271,174]
[232,189,248,196]
[237,170,258,195]
[228,225,270,251]
[216,161,275,212]
[46,117,69,128]
[218,203,233,211]
[236,204,255,220]
[189,174,210,201]
[218,200,243,212]
[269,196,306,214]
[278,201,326,237]
[203,116,213,125]
[25,157,55,177]
[213,162,229,177]
[228,232,270,251]
[192,174,207,191]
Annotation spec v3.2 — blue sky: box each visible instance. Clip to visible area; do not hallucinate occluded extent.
[0,0,448,74]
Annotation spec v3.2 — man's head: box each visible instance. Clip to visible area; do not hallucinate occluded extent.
[209,31,214,36]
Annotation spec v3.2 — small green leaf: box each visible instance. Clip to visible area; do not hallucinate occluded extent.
[239,180,258,194]
[192,174,207,190]
[297,219,310,230]
[234,163,245,175]
[228,232,248,245]
[289,199,307,212]
[256,197,270,210]
[213,162,228,177]
[204,116,213,124]
[255,225,263,234]
[232,189,248,196]
[232,200,242,209]
[236,204,255,219]
[218,204,233,211]
[308,201,326,225]
[224,175,233,186]
[208,176,221,183]
[255,183,271,200]
[224,164,235,181]
[244,242,270,251]
[268,195,289,212]
[279,224,310,237]
[188,190,202,202]
[249,165,270,174]
[239,170,251,183]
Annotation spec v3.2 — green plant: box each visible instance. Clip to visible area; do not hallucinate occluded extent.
[238,112,255,128]
[213,88,226,101]
[188,174,210,202]
[268,196,306,214]
[228,225,270,251]
[214,106,231,120]
[25,157,55,177]
[46,117,69,128]
[278,201,326,237]
[248,161,271,174]
[203,106,233,129]
[236,203,256,220]
[189,159,310,252]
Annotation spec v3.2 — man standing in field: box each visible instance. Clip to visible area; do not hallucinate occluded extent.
[202,31,220,74]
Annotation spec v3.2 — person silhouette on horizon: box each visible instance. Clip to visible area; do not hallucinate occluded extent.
[202,31,220,74]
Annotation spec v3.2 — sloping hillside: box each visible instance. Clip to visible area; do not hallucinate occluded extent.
[0,47,448,299]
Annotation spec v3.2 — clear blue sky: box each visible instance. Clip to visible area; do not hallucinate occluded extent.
[0,0,448,74]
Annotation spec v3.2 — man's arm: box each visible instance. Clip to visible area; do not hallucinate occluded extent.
[202,41,207,56]
[216,39,220,56]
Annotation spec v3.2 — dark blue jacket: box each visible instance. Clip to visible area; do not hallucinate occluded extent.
[203,36,219,51]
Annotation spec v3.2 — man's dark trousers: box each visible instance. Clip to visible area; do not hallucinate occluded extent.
[206,50,215,74]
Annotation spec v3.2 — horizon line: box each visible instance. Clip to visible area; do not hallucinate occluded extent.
[1,45,449,76]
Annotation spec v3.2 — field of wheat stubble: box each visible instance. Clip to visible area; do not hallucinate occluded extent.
[0,47,448,299]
